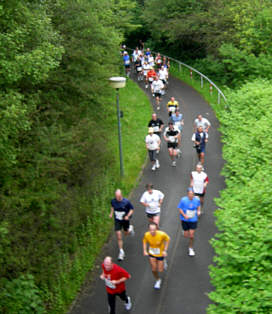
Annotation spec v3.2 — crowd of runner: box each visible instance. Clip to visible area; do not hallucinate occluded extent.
[100,45,211,314]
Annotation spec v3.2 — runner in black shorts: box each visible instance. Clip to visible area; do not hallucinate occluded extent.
[177,188,201,256]
[163,122,180,167]
[110,189,135,261]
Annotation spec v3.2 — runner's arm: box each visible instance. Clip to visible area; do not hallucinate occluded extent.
[197,206,201,216]
[109,207,114,218]
[143,240,148,256]
[124,209,134,220]
[179,208,189,220]
[111,276,130,285]
[100,271,105,280]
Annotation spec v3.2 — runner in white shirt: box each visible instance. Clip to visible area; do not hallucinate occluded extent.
[194,114,211,132]
[190,163,209,211]
[140,183,165,226]
[151,77,165,110]
[148,54,155,67]
[158,66,168,86]
[145,127,161,171]
[143,62,150,88]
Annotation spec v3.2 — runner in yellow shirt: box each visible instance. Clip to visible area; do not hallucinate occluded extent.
[143,222,170,289]
[167,96,179,117]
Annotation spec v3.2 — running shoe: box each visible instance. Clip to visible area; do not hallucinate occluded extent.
[156,159,160,169]
[145,84,148,89]
[118,249,125,261]
[152,164,156,171]
[125,296,132,310]
[177,149,182,158]
[154,279,162,289]
[172,161,176,167]
[188,248,195,257]
[128,224,135,236]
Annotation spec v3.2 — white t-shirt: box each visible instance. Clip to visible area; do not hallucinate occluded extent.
[151,80,164,93]
[158,69,167,81]
[140,190,164,214]
[191,171,209,194]
[194,117,211,130]
[145,134,160,150]
[143,64,150,75]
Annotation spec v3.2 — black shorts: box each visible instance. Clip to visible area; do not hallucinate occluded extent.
[196,146,205,153]
[115,219,130,231]
[149,254,164,261]
[154,92,162,98]
[124,64,130,69]
[146,212,160,218]
[167,142,178,149]
[181,220,197,231]
[194,192,205,198]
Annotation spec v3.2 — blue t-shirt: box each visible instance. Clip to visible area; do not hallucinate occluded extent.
[111,198,134,221]
[177,196,200,222]
[123,54,130,65]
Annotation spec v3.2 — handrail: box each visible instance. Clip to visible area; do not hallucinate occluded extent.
[126,47,227,105]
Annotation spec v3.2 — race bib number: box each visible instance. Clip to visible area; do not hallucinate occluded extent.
[174,121,181,127]
[115,211,125,220]
[149,77,154,82]
[105,279,116,289]
[153,126,159,132]
[169,136,176,143]
[186,210,196,219]
[149,247,160,255]
[137,66,142,71]
[169,106,176,112]
[125,60,130,65]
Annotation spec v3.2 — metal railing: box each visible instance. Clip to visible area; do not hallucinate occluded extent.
[127,47,227,105]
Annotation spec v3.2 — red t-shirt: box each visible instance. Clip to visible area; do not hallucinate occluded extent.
[102,263,131,294]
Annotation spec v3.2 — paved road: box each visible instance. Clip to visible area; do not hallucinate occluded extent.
[70,73,225,314]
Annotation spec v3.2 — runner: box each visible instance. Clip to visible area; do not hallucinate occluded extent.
[190,163,209,211]
[140,184,164,226]
[194,114,211,132]
[123,51,131,77]
[148,53,155,68]
[142,61,150,87]
[151,76,164,110]
[155,53,162,69]
[135,57,143,81]
[148,113,164,140]
[145,127,161,171]
[177,188,201,256]
[167,96,179,117]
[158,65,168,90]
[170,108,184,132]
[192,125,208,166]
[146,67,156,89]
[164,122,181,166]
[100,256,132,314]
[110,189,135,261]
[143,222,170,289]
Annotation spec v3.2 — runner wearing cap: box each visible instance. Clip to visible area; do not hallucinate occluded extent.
[140,184,164,226]
[177,188,201,256]
[163,122,180,166]
[143,223,170,290]
[145,127,161,171]
[123,51,131,77]
[100,256,132,313]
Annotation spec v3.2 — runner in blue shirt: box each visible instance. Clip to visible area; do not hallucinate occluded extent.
[177,188,201,256]
[123,51,131,77]
[110,189,134,261]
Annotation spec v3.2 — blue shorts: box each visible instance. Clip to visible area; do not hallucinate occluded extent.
[181,220,198,231]
[149,254,164,261]
[196,146,205,153]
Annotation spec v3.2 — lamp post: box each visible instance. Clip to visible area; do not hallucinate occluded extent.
[109,76,126,177]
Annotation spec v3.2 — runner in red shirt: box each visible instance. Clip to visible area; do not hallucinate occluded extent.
[100,256,132,313]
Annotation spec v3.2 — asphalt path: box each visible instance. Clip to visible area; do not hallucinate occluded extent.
[70,72,225,314]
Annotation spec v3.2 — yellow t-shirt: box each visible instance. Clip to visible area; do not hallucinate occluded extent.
[143,230,170,257]
[167,100,179,108]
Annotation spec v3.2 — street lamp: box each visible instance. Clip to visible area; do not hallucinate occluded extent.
[109,76,126,177]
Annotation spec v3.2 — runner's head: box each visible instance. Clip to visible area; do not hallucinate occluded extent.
[196,163,203,173]
[154,76,158,81]
[148,222,158,236]
[115,189,123,201]
[103,256,113,271]
[168,122,174,129]
[175,109,180,115]
[148,127,154,134]
[146,183,154,193]
[170,96,175,102]
[197,126,203,133]
[187,187,194,200]
[197,114,203,121]
[152,113,157,121]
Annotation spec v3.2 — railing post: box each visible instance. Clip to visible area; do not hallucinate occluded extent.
[201,76,203,88]
[218,92,221,105]
[190,70,193,80]
[179,63,181,72]
[209,84,213,95]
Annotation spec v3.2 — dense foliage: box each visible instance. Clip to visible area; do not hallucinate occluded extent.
[0,0,144,312]
[208,80,272,313]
